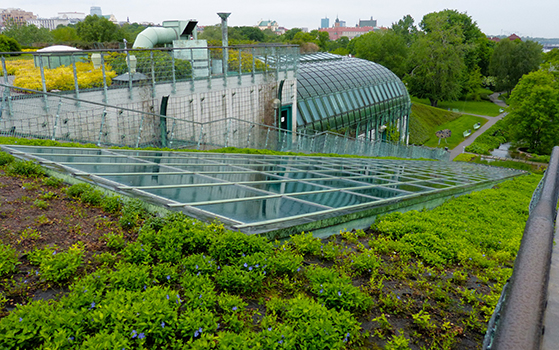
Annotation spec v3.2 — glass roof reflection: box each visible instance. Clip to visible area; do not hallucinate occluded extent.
[3,145,525,233]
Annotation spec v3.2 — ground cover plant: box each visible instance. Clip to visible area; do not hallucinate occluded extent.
[0,151,540,349]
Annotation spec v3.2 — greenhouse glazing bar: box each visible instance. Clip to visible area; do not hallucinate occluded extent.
[1,145,525,237]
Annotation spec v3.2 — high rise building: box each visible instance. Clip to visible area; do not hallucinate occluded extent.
[90,6,102,17]
[321,17,329,29]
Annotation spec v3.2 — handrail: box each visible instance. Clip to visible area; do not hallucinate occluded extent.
[487,146,559,349]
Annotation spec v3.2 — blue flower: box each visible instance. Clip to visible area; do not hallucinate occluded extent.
[232,306,238,311]
[297,267,300,272]
[255,264,259,268]
[19,317,22,322]
[338,291,342,296]
[278,340,283,344]
[166,295,169,300]
[161,321,165,328]
[268,327,272,331]
[90,301,96,309]
[131,330,137,338]
[243,263,248,268]
[199,294,203,299]
[166,275,171,280]
[69,336,74,341]
[248,266,253,271]
[319,289,323,294]
[195,265,199,270]
[138,332,145,339]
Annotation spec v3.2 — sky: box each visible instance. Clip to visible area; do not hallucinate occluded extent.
[9,0,558,38]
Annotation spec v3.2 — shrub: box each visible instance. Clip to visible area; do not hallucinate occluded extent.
[214,265,265,295]
[66,183,92,198]
[0,151,15,166]
[209,230,271,263]
[0,243,19,276]
[101,195,122,214]
[5,160,45,177]
[101,232,125,250]
[119,198,147,230]
[28,243,85,283]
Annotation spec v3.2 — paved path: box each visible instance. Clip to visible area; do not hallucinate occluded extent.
[448,93,507,160]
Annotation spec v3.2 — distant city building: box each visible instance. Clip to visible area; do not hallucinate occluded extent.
[90,6,102,17]
[27,18,70,30]
[508,33,522,41]
[487,33,523,43]
[335,17,346,27]
[58,12,86,23]
[320,16,378,40]
[359,17,377,28]
[0,8,36,27]
[321,17,329,29]
[256,19,283,35]
[103,14,118,24]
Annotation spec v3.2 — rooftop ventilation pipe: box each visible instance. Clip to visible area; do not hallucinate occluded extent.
[217,12,231,74]
[132,20,198,49]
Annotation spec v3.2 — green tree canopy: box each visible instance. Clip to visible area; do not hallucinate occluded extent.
[352,30,408,78]
[51,25,79,43]
[391,15,417,47]
[506,68,559,154]
[76,15,123,42]
[405,15,466,107]
[1,21,53,47]
[489,38,542,93]
[0,34,21,53]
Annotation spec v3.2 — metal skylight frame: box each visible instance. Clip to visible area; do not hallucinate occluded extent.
[3,145,525,236]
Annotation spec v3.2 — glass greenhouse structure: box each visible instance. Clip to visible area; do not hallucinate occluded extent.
[296,54,411,144]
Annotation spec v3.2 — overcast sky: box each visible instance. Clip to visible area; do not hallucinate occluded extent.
[10,0,558,38]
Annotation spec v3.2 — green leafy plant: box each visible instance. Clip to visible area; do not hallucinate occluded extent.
[6,160,45,177]
[28,243,85,283]
[0,243,19,276]
[32,199,49,210]
[42,176,63,188]
[101,232,125,250]
[0,151,15,165]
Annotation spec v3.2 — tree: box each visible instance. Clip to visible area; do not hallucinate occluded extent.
[0,34,21,53]
[391,15,417,46]
[405,16,465,107]
[76,15,123,42]
[489,38,542,93]
[506,68,559,154]
[230,26,265,42]
[1,21,53,46]
[352,30,408,78]
[51,25,79,43]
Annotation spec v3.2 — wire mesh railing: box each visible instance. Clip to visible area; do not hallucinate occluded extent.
[483,146,559,350]
[0,83,449,161]
[1,45,299,99]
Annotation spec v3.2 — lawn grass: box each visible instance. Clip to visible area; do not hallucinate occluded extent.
[409,103,462,145]
[423,114,488,149]
[411,97,502,117]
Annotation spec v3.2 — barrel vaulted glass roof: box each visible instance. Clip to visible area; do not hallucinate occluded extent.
[4,145,524,236]
[297,54,411,134]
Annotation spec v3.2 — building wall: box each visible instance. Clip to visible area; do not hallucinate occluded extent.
[0,8,36,26]
[2,72,297,149]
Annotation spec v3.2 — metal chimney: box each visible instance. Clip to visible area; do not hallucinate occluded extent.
[217,12,231,74]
